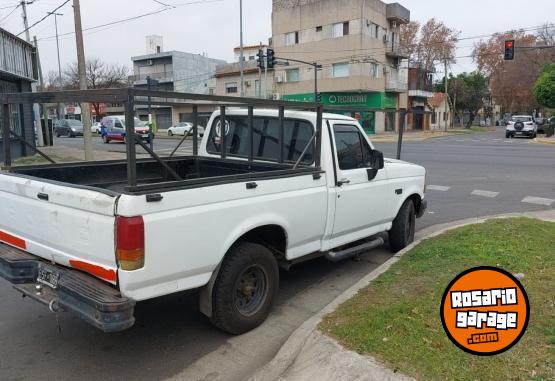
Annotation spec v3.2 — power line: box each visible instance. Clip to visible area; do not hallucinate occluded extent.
[37,0,224,41]
[0,4,20,24]
[17,0,70,37]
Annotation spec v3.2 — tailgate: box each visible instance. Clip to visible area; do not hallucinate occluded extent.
[0,173,119,284]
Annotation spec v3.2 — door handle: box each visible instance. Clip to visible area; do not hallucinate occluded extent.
[337,178,351,186]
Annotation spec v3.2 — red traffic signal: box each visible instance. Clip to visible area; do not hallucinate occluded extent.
[504,40,515,60]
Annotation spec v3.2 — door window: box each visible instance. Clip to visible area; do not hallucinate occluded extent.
[333,124,372,170]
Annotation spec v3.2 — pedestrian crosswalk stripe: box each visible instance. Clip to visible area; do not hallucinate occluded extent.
[521,196,554,206]
[427,185,451,191]
[471,190,499,198]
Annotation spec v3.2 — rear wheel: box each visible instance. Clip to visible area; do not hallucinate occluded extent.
[210,242,279,335]
[388,199,416,253]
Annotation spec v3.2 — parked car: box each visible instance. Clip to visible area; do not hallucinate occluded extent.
[91,122,102,134]
[54,119,84,138]
[167,122,205,137]
[506,115,537,138]
[0,107,426,335]
[100,115,151,144]
[533,117,547,134]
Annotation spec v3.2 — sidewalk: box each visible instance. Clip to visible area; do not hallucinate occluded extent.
[534,136,555,145]
[369,128,492,143]
[250,209,555,381]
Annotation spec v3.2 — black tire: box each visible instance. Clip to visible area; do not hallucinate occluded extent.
[55,132,61,138]
[210,242,279,335]
[505,132,510,138]
[388,199,416,253]
[168,130,173,136]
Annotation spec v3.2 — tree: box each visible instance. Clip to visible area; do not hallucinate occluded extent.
[534,64,555,109]
[473,24,555,114]
[401,18,459,71]
[63,57,129,117]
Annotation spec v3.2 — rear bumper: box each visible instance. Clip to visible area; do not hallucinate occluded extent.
[0,242,135,332]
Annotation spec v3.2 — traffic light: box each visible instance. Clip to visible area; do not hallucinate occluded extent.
[316,92,321,103]
[266,48,276,69]
[256,49,265,69]
[504,40,515,60]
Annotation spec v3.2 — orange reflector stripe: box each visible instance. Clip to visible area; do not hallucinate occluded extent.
[69,259,117,283]
[116,248,144,261]
[0,230,27,250]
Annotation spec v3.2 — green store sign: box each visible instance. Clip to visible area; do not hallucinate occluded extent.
[283,92,397,109]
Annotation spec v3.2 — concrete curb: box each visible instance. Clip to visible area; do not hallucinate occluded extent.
[249,210,555,381]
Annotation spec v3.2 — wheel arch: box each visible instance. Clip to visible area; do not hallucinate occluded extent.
[199,223,288,318]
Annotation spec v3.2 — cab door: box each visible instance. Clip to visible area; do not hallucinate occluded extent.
[329,123,391,247]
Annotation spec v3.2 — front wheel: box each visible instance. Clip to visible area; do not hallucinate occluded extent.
[168,130,173,136]
[388,199,416,253]
[210,242,279,335]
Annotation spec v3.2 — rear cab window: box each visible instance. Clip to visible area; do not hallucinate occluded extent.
[206,115,315,165]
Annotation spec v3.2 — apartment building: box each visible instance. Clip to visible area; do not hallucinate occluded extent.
[214,45,274,99]
[272,0,410,134]
[131,36,226,128]
[0,28,37,159]
[406,62,434,130]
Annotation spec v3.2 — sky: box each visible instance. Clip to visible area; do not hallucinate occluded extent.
[0,0,553,81]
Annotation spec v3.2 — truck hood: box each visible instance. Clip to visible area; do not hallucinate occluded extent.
[384,158,426,178]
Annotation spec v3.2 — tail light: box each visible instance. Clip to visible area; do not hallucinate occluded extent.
[116,216,145,271]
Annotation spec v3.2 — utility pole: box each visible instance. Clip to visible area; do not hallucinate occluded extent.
[444,57,448,132]
[33,35,45,147]
[147,76,153,150]
[48,11,64,121]
[21,1,43,153]
[20,1,32,42]
[239,0,244,97]
[73,0,93,160]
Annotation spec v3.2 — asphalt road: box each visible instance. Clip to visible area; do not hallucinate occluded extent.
[1,127,553,380]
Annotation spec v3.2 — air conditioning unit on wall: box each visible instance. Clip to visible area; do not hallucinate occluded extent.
[272,93,281,100]
[276,75,284,83]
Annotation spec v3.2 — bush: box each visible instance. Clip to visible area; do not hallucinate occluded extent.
[534,64,555,108]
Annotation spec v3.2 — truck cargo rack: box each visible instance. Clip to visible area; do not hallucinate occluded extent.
[1,88,323,193]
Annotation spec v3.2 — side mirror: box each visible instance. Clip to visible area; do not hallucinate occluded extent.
[368,150,384,170]
[366,150,384,181]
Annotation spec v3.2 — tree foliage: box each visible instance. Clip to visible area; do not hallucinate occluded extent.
[533,64,555,109]
[400,18,459,71]
[472,23,555,113]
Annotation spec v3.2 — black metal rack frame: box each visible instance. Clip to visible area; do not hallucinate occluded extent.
[1,88,323,192]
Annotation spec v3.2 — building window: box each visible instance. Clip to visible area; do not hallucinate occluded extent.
[316,25,323,32]
[226,82,238,94]
[333,22,349,38]
[248,55,255,60]
[333,63,349,78]
[431,111,437,124]
[286,69,300,82]
[370,63,380,78]
[333,21,349,38]
[285,31,299,46]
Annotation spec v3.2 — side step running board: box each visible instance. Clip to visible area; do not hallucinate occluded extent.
[325,237,385,262]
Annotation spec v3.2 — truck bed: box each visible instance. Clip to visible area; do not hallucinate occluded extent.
[8,157,316,194]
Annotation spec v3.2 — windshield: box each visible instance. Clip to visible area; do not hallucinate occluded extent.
[66,119,83,127]
[511,117,532,122]
[121,118,148,127]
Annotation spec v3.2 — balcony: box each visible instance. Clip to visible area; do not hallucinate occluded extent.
[385,42,410,59]
[130,71,174,83]
[386,77,408,93]
[386,3,410,24]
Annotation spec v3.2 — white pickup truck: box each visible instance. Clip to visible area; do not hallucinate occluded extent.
[0,109,426,334]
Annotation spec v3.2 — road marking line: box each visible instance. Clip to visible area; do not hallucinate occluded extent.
[521,196,554,206]
[471,190,499,198]
[427,185,451,191]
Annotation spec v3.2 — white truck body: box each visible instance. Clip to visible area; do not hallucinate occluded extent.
[0,109,426,333]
